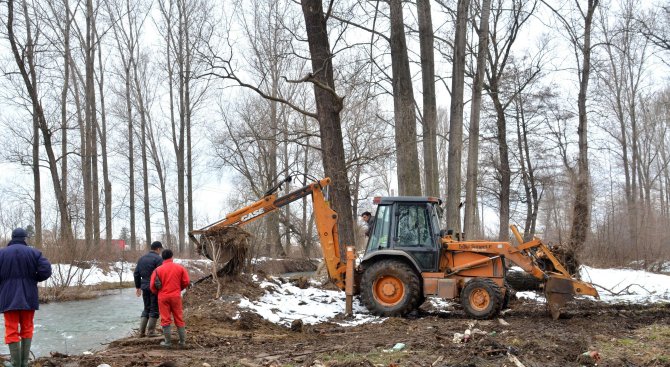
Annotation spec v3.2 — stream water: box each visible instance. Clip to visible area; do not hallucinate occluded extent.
[0,287,139,358]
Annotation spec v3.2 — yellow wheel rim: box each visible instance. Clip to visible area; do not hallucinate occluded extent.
[469,288,491,311]
[373,275,405,306]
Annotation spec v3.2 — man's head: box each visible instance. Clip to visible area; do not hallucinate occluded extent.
[11,228,28,241]
[360,211,372,223]
[161,248,173,260]
[150,241,163,253]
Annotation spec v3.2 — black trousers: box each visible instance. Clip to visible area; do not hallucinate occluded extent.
[141,288,159,318]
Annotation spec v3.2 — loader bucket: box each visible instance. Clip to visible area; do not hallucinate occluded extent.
[544,275,599,319]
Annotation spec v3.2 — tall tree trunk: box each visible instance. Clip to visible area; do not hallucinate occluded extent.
[389,0,422,196]
[569,0,599,253]
[96,28,112,249]
[185,5,194,254]
[125,63,137,250]
[417,0,439,197]
[147,118,172,248]
[60,0,70,243]
[176,0,186,253]
[464,0,491,238]
[300,0,356,253]
[165,0,176,249]
[492,84,510,241]
[266,67,280,256]
[90,17,100,248]
[83,0,95,250]
[133,60,152,248]
[446,0,471,233]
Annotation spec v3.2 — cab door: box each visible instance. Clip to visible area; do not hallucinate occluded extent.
[391,203,440,271]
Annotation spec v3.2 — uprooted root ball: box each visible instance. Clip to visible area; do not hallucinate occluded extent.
[198,226,251,276]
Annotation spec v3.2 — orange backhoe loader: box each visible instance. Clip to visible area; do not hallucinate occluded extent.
[189,177,599,319]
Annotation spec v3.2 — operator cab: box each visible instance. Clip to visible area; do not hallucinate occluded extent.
[365,197,443,272]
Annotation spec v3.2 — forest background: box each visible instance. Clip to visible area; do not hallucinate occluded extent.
[1,0,669,272]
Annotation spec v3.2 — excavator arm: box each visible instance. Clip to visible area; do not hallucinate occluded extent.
[189,177,349,290]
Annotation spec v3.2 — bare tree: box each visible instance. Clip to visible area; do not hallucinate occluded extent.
[299,0,356,250]
[543,0,599,253]
[483,0,539,241]
[446,0,470,234]
[464,0,491,238]
[389,0,421,196]
[417,0,439,197]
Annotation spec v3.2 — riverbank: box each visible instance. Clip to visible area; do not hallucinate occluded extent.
[38,259,212,302]
[31,266,670,367]
[39,281,135,303]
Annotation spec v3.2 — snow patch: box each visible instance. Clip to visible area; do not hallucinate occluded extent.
[580,266,670,303]
[516,266,670,304]
[237,278,382,327]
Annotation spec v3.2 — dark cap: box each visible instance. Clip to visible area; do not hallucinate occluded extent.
[11,228,29,239]
[360,211,372,217]
[150,241,163,250]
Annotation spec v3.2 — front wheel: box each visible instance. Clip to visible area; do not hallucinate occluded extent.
[360,260,421,317]
[460,278,503,319]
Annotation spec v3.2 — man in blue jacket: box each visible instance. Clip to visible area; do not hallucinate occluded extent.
[0,228,52,367]
[133,241,163,337]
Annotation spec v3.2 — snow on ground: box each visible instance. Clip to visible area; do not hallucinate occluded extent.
[241,266,670,328]
[516,266,670,304]
[237,277,382,327]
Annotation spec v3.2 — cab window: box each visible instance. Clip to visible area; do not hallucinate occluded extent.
[395,204,433,247]
[367,205,391,252]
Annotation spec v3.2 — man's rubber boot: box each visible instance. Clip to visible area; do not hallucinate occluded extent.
[6,342,21,367]
[20,338,31,367]
[138,317,149,337]
[177,327,186,348]
[160,326,172,348]
[146,317,158,337]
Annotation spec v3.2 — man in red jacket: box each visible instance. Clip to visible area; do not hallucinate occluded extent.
[150,249,189,348]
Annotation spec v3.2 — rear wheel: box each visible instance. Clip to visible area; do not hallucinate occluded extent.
[460,278,503,319]
[501,281,515,310]
[360,260,421,317]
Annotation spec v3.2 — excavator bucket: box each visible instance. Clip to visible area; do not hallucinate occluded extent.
[544,275,599,319]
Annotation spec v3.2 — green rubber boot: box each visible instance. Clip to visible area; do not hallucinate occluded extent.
[146,317,158,336]
[160,326,172,348]
[138,317,149,337]
[7,342,21,367]
[177,327,186,348]
[20,338,31,367]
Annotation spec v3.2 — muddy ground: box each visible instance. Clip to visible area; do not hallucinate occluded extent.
[31,263,670,367]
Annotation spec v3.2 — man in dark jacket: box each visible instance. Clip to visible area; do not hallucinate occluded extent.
[133,241,163,337]
[0,228,52,367]
[150,249,189,348]
[361,211,375,237]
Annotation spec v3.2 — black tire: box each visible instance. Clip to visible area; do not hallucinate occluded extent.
[500,281,515,310]
[460,278,503,319]
[360,259,421,317]
[505,270,542,291]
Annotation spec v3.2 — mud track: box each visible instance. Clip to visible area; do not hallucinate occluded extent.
[34,274,670,367]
